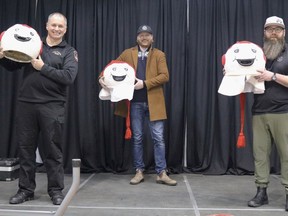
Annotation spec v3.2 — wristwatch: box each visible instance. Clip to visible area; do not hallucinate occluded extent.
[271,73,277,81]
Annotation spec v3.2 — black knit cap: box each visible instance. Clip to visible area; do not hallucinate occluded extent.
[137,25,153,35]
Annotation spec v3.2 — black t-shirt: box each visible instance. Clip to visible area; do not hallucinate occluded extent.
[252,44,288,114]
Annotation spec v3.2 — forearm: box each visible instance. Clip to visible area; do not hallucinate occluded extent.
[273,73,288,87]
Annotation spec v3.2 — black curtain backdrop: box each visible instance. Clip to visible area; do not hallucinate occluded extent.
[186,0,287,174]
[0,0,286,175]
[0,0,36,158]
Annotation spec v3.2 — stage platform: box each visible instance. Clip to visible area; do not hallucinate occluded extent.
[0,172,286,216]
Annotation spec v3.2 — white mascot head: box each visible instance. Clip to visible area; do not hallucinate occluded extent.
[99,60,135,102]
[218,41,266,96]
[0,24,42,63]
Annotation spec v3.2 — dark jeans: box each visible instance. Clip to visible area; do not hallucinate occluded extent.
[130,102,167,174]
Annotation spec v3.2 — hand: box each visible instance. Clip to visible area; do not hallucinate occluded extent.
[255,69,274,82]
[0,47,4,59]
[134,78,144,90]
[98,76,108,89]
[31,55,44,71]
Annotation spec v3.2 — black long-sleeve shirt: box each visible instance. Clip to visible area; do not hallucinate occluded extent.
[0,39,78,103]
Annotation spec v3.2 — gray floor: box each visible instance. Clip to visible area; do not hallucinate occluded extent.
[0,172,287,216]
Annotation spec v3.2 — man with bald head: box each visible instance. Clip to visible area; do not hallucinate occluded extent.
[0,12,78,205]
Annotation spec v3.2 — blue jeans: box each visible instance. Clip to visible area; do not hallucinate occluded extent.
[130,102,167,174]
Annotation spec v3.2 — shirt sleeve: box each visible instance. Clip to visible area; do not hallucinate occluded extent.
[40,47,78,85]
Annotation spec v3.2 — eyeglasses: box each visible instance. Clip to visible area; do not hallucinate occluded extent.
[265,27,284,33]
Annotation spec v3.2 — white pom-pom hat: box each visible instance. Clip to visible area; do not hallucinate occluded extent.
[218,41,266,148]
[0,24,42,63]
[218,41,266,96]
[99,60,136,102]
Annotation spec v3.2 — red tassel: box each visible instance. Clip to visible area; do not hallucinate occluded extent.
[237,93,246,148]
[237,132,246,148]
[125,128,132,139]
[125,100,132,139]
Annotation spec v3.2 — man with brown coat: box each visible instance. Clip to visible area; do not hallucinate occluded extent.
[100,25,176,186]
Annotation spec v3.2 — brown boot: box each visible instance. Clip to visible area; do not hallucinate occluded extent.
[130,170,144,185]
[156,171,177,186]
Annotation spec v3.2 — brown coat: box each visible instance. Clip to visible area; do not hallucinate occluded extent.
[115,46,169,121]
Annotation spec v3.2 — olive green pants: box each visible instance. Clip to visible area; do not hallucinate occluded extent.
[253,113,288,192]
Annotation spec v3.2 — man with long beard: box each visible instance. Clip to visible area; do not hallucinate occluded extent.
[248,16,288,211]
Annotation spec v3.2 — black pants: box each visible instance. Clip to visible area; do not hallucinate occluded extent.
[16,101,65,197]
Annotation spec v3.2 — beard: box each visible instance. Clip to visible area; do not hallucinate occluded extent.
[263,36,285,60]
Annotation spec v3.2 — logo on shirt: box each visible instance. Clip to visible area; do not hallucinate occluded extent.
[52,51,62,56]
[74,51,78,62]
[277,56,283,62]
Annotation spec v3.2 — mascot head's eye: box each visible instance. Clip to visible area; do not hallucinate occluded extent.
[30,32,34,37]
[112,67,116,71]
[234,49,239,53]
[251,49,256,53]
[124,68,128,71]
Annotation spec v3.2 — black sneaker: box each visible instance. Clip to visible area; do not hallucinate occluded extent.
[9,191,34,204]
[51,194,64,205]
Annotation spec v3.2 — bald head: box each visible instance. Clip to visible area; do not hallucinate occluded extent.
[47,12,67,28]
